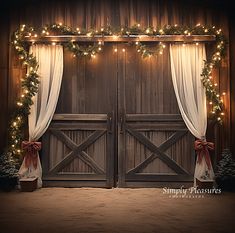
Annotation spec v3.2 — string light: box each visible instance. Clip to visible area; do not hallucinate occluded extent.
[6,23,227,162]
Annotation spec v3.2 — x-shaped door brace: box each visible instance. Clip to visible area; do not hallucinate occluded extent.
[126,125,190,175]
[49,129,106,175]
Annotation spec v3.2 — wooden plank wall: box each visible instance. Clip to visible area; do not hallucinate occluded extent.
[0,8,9,153]
[0,0,232,158]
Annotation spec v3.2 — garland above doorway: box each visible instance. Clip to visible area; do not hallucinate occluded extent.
[8,23,227,163]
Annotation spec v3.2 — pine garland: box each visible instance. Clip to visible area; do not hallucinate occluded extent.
[3,23,227,167]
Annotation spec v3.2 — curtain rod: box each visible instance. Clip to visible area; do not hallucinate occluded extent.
[24,35,216,43]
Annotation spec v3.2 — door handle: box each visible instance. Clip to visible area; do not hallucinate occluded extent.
[120,113,125,134]
[107,112,113,134]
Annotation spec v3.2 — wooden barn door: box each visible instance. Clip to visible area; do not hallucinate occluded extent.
[42,44,117,187]
[42,43,195,188]
[117,45,195,187]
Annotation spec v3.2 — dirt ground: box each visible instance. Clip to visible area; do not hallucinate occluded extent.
[0,187,235,233]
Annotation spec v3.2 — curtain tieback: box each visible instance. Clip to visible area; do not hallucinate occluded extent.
[194,140,214,170]
[22,141,41,169]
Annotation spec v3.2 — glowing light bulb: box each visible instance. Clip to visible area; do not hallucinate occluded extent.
[114,48,118,52]
[122,48,125,52]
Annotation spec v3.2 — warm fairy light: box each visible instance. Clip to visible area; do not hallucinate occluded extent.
[159,29,163,34]
[46,32,49,35]
[137,23,140,27]
[34,34,38,37]
[42,30,46,34]
[122,48,125,52]
[52,42,56,46]
[217,117,221,121]
[135,41,139,45]
[83,52,88,55]
[159,51,163,55]
[174,24,178,27]
[182,44,186,47]
[114,48,118,52]
[209,101,213,105]
[98,47,102,51]
[76,28,80,31]
[184,30,188,34]
[146,29,150,33]
[222,92,226,96]
[86,32,92,37]
[196,43,199,46]
[73,54,76,57]
[13,122,17,126]
[162,44,166,48]
[221,112,225,116]
[59,22,62,26]
[204,29,208,33]
[98,41,102,45]
[101,28,104,32]
[214,83,218,86]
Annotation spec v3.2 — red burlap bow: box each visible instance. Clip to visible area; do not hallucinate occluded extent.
[194,139,214,170]
[22,141,42,169]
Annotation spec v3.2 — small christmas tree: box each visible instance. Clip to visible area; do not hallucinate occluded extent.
[0,152,18,191]
[215,149,235,191]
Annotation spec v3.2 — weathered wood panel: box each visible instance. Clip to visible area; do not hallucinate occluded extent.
[56,43,117,114]
[42,115,114,187]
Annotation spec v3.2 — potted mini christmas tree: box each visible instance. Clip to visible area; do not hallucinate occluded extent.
[215,149,235,191]
[0,152,18,191]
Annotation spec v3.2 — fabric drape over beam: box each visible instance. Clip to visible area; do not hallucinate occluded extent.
[19,45,64,188]
[170,43,215,185]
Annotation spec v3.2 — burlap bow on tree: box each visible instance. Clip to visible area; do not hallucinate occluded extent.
[22,141,42,169]
[194,139,214,170]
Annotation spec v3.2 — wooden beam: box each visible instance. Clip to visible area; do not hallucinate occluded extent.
[24,35,216,43]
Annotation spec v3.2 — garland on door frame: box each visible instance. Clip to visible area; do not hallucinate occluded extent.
[7,23,227,162]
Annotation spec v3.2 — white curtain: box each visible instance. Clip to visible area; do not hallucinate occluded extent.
[18,45,63,188]
[169,44,214,186]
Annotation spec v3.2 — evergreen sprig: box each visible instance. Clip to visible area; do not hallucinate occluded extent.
[2,23,227,167]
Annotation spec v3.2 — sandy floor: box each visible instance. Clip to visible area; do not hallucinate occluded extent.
[0,187,235,233]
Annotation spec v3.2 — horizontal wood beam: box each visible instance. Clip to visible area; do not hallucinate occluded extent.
[24,35,216,43]
[53,114,107,121]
